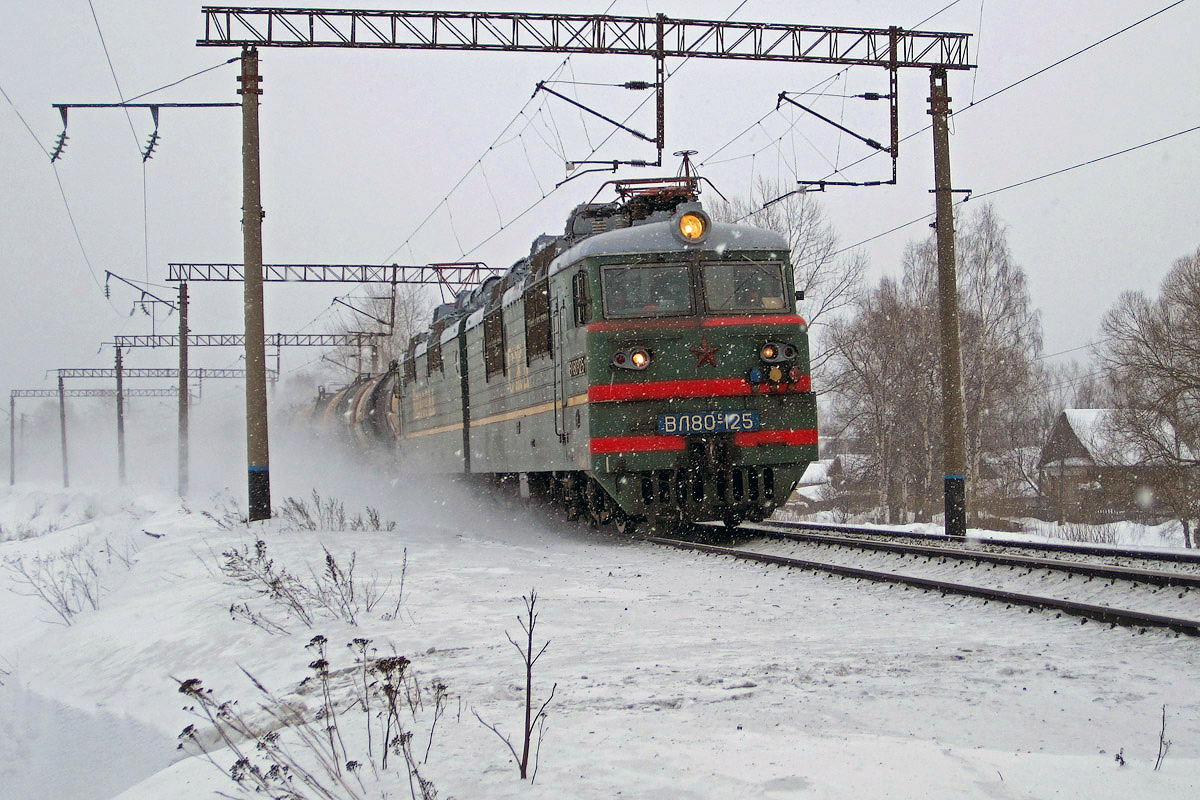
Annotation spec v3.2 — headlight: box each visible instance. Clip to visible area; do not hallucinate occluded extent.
[612,347,651,370]
[674,209,710,243]
[760,341,795,363]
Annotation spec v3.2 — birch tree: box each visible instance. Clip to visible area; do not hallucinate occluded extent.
[1095,246,1200,546]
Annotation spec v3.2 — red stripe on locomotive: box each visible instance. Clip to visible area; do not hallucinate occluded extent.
[733,428,819,447]
[590,435,687,454]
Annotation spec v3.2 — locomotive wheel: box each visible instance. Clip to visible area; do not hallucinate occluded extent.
[722,512,742,530]
[559,475,584,520]
[586,481,612,527]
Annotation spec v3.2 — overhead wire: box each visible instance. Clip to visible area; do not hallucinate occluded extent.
[87,0,139,155]
[0,81,51,160]
[738,0,1192,224]
[699,69,850,168]
[970,0,986,104]
[86,0,160,324]
[1037,342,1103,362]
[827,121,1200,259]
[124,57,241,103]
[913,0,967,29]
[378,56,573,265]
[706,1,974,190]
[454,0,756,261]
[968,124,1200,202]
[2,80,114,300]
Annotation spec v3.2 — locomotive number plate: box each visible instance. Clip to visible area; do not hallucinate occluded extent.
[657,411,760,435]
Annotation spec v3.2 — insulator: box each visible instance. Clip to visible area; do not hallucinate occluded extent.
[50,132,69,163]
[622,80,653,90]
[142,130,160,162]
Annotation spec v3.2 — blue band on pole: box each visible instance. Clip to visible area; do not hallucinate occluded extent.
[944,474,964,480]
[248,465,269,472]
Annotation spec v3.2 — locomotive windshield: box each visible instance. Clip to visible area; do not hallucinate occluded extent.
[601,264,693,318]
[702,262,788,313]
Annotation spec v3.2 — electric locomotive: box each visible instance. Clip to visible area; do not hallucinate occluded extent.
[312,175,817,532]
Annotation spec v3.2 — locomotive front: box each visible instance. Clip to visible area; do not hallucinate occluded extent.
[572,202,818,528]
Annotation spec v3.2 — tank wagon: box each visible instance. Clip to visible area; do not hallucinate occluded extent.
[312,175,817,533]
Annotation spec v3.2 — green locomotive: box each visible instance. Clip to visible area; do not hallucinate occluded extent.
[323,176,817,532]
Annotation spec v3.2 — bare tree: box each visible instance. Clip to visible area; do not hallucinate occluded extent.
[709,179,867,384]
[825,269,941,522]
[825,204,1044,522]
[1095,246,1200,546]
[328,283,434,377]
[956,205,1044,514]
[474,589,556,782]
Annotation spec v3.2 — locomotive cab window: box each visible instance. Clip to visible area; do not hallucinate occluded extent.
[702,262,787,313]
[601,264,692,318]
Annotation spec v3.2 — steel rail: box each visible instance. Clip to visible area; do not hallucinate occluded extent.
[743,523,1200,589]
[769,519,1200,566]
[645,535,1200,636]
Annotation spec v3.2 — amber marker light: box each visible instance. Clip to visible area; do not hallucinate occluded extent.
[630,348,650,369]
[678,212,707,240]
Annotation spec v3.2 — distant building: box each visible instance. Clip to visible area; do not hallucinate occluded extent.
[1037,409,1181,523]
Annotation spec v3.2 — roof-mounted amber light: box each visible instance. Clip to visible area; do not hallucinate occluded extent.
[676,210,710,243]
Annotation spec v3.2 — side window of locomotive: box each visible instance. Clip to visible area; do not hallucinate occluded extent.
[572,271,591,326]
[484,309,506,381]
[601,264,692,318]
[427,320,446,376]
[427,341,442,376]
[702,262,787,313]
[523,280,551,360]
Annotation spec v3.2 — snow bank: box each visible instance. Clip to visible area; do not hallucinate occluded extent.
[2,479,1199,799]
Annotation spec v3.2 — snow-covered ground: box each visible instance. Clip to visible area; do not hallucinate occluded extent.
[2,442,1199,798]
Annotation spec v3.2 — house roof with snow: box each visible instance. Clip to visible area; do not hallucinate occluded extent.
[798,459,833,487]
[1038,409,1192,471]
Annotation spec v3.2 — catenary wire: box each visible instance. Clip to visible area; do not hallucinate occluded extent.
[123,57,241,103]
[739,0,1191,222]
[971,0,986,104]
[827,122,1200,258]
[913,0,967,29]
[2,81,114,299]
[453,0,754,261]
[378,57,574,265]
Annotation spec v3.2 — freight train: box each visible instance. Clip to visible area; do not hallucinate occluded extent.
[304,175,817,534]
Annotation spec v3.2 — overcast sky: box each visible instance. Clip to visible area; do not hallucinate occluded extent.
[2,0,1198,411]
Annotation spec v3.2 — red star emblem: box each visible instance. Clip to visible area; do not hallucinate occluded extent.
[690,336,719,368]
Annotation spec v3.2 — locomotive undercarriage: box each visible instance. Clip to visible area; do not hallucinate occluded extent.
[507,433,798,535]
[529,466,783,535]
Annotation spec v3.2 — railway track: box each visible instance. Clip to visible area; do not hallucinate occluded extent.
[643,521,1200,637]
[768,519,1200,568]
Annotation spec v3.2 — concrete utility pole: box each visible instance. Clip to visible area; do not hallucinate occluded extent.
[8,395,14,486]
[116,347,126,483]
[178,282,189,496]
[240,46,271,521]
[58,375,69,488]
[929,67,967,536]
